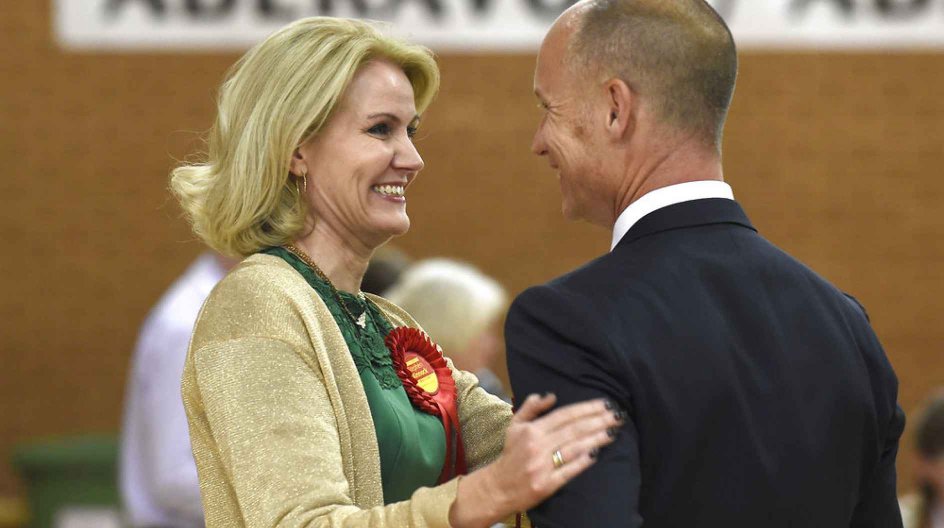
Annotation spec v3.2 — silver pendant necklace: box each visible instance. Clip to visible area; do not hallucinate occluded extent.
[283,244,370,330]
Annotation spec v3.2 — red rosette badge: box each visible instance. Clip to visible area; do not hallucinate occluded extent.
[386,327,467,483]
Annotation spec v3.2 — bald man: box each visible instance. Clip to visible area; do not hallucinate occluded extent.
[504,1,905,526]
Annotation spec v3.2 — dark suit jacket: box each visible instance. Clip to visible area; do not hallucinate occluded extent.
[506,198,905,527]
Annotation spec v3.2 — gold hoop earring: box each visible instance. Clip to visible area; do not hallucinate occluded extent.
[294,171,308,196]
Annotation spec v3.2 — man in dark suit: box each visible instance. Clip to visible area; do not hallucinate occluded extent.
[505,1,906,526]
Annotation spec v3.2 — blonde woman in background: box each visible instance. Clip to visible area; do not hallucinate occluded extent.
[386,259,511,402]
[902,391,944,528]
[170,17,623,528]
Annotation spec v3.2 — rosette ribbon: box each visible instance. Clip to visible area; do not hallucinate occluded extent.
[385,327,467,484]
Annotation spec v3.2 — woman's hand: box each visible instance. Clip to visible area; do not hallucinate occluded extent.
[449,393,623,528]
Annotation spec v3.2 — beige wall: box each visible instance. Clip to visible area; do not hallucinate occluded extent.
[1,2,942,497]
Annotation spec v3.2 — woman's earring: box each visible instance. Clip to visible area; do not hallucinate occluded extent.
[295,170,308,195]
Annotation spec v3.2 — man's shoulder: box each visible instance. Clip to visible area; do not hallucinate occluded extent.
[744,237,873,322]
[514,231,870,334]
[551,249,638,292]
[510,251,648,332]
[515,252,615,305]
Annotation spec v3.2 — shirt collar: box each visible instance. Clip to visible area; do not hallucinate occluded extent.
[611,180,735,250]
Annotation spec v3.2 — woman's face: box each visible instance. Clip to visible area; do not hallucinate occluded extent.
[294,59,424,248]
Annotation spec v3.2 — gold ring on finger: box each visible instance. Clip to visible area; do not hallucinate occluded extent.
[551,449,565,469]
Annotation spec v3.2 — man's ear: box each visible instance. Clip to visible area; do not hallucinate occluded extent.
[604,78,634,140]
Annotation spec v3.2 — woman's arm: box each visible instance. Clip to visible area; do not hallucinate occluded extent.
[449,360,513,470]
[187,336,467,527]
[187,336,620,528]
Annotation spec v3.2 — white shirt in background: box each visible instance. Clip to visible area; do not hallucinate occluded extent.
[120,253,227,528]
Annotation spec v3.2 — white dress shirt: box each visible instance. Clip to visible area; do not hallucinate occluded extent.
[611,180,735,250]
[120,253,227,528]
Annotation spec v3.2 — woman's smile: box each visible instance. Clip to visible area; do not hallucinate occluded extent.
[371,182,407,203]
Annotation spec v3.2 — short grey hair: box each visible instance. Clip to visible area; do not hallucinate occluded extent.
[385,259,507,358]
[570,0,737,149]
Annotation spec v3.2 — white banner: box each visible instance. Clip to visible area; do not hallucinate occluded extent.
[55,0,944,52]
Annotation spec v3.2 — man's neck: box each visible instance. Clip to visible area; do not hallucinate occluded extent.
[292,222,377,294]
[611,141,724,228]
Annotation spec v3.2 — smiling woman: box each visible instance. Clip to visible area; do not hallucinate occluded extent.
[289,59,423,269]
[168,16,621,528]
[170,17,437,259]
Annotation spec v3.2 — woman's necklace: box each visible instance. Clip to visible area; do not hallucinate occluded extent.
[283,243,369,329]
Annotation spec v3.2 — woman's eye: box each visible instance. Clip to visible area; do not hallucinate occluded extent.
[407,126,418,139]
[368,123,391,136]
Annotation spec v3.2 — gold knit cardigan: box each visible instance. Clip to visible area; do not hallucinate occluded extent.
[182,254,514,527]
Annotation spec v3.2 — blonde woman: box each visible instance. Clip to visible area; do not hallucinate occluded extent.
[171,17,622,528]
[385,259,511,402]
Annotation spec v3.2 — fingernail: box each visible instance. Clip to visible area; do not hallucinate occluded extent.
[613,409,627,422]
[604,399,616,410]
[589,448,600,459]
[544,392,555,399]
[607,427,620,438]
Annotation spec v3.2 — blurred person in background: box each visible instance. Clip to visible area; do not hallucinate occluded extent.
[169,17,620,527]
[385,259,511,402]
[120,252,235,527]
[902,390,944,528]
[362,244,412,295]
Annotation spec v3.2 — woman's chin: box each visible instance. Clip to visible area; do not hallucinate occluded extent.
[368,216,411,241]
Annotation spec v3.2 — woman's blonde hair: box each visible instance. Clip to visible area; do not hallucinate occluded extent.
[385,259,508,358]
[170,17,440,257]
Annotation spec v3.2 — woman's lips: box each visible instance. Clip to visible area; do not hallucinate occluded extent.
[371,183,406,202]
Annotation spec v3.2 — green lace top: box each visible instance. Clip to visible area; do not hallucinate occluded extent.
[263,247,446,504]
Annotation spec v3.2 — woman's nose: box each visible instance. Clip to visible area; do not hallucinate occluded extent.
[395,137,425,172]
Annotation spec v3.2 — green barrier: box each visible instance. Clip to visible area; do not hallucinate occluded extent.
[11,435,121,528]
